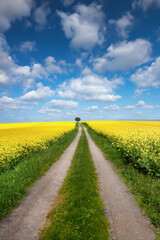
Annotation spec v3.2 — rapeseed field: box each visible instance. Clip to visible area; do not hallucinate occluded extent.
[0,122,75,173]
[86,121,160,176]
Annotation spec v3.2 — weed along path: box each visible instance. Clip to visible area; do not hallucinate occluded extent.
[83,126,157,240]
[0,125,82,240]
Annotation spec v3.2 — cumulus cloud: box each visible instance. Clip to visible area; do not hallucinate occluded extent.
[0,82,55,112]
[103,104,120,111]
[133,88,145,97]
[109,12,134,38]
[0,34,15,71]
[45,56,63,74]
[75,58,83,67]
[30,57,64,80]
[131,57,160,88]
[20,82,54,103]
[38,108,61,114]
[30,63,47,79]
[0,36,33,89]
[0,35,64,90]
[93,39,152,72]
[124,105,136,110]
[66,111,76,116]
[57,3,105,50]
[132,0,160,11]
[0,0,33,32]
[20,41,36,53]
[61,0,75,7]
[81,66,92,75]
[0,70,11,85]
[0,35,33,88]
[85,105,98,111]
[34,3,51,30]
[0,96,33,111]
[124,101,160,109]
[58,72,123,102]
[15,66,31,76]
[46,99,79,109]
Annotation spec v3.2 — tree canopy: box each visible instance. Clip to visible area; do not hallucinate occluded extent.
[75,117,81,123]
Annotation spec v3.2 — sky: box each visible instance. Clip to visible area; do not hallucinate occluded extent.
[0,0,160,123]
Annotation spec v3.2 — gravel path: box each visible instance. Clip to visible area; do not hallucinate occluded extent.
[83,126,157,240]
[0,125,81,240]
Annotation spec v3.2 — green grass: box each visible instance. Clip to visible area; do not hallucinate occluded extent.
[83,123,160,237]
[0,127,78,220]
[41,128,109,240]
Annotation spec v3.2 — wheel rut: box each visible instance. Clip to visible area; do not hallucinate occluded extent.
[83,125,157,240]
[0,125,82,240]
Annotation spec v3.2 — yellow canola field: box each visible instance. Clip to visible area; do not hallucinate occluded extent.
[86,121,160,176]
[0,122,75,172]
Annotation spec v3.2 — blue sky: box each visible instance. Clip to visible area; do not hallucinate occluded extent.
[0,0,160,122]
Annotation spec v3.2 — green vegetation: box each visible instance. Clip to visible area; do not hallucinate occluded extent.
[0,127,78,220]
[75,117,81,123]
[41,129,109,240]
[83,123,160,237]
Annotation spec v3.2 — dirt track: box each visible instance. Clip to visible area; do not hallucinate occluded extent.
[0,126,81,240]
[83,126,157,240]
[0,125,158,240]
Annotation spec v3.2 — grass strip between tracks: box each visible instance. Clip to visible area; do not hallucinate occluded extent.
[83,123,160,238]
[0,126,78,220]
[41,128,109,240]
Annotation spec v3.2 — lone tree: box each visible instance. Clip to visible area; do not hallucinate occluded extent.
[75,117,81,123]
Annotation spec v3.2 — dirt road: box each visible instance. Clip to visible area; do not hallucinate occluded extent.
[0,126,81,240]
[83,126,157,240]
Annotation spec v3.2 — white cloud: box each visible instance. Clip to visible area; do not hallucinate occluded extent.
[103,104,120,111]
[57,3,105,50]
[45,56,62,74]
[85,105,98,111]
[0,34,15,71]
[124,101,160,110]
[46,99,79,109]
[137,100,160,109]
[0,82,55,112]
[109,12,134,38]
[30,57,64,80]
[0,36,64,89]
[0,35,33,88]
[38,108,61,114]
[131,57,160,88]
[81,66,91,75]
[15,66,31,76]
[0,70,11,85]
[34,3,51,30]
[30,63,47,79]
[66,111,76,116]
[58,72,123,102]
[75,58,83,67]
[20,41,36,53]
[61,0,75,7]
[93,39,152,72]
[0,35,66,92]
[136,100,146,106]
[124,105,136,110]
[132,0,160,11]
[20,82,54,103]
[133,88,145,97]
[0,0,33,32]
[0,96,32,111]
